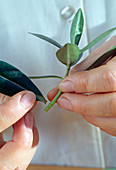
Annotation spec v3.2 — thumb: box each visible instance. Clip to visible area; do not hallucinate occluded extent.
[0,91,36,132]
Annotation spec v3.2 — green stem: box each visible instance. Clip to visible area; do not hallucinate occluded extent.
[29,75,63,80]
[65,64,70,77]
[45,64,70,112]
[45,89,62,112]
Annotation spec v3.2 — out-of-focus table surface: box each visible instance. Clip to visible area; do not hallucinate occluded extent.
[27,165,111,170]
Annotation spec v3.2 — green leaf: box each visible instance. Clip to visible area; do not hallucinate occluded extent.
[29,75,63,80]
[0,60,46,103]
[80,27,116,54]
[70,8,84,45]
[29,32,62,48]
[56,43,80,66]
[86,45,116,70]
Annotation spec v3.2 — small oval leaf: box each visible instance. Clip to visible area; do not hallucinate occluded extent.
[56,43,80,66]
[70,8,84,45]
[29,32,62,48]
[0,60,46,103]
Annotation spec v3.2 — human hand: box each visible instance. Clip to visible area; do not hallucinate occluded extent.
[48,36,116,136]
[0,91,39,170]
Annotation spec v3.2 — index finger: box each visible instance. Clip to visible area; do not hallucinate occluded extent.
[60,59,116,93]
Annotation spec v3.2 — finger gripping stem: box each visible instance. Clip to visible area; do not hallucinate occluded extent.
[44,90,62,112]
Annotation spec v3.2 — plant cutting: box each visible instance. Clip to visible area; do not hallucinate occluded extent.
[0,8,116,112]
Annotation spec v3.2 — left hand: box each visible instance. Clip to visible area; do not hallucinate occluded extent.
[0,92,39,170]
[47,36,116,137]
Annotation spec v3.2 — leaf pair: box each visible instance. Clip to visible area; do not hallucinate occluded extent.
[28,8,116,112]
[29,9,116,67]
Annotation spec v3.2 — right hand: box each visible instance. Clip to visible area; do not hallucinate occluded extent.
[47,36,116,137]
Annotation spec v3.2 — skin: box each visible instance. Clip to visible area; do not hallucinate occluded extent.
[47,36,116,137]
[0,91,39,170]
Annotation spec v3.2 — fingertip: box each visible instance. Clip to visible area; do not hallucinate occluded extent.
[57,95,73,111]
[20,91,36,110]
[0,93,9,104]
[59,80,74,92]
[47,86,59,101]
[8,91,36,111]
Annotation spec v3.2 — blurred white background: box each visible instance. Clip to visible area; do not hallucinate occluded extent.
[0,0,116,168]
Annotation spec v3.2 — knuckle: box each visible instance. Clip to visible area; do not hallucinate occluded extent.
[75,73,89,92]
[15,167,26,170]
[23,142,31,150]
[0,162,13,170]
[17,140,31,151]
[110,129,116,137]
[0,94,8,104]
[0,164,6,170]
[16,132,33,151]
[22,138,32,150]
[110,93,116,116]
[102,68,116,91]
[77,100,88,115]
[0,112,8,133]
[0,107,18,133]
